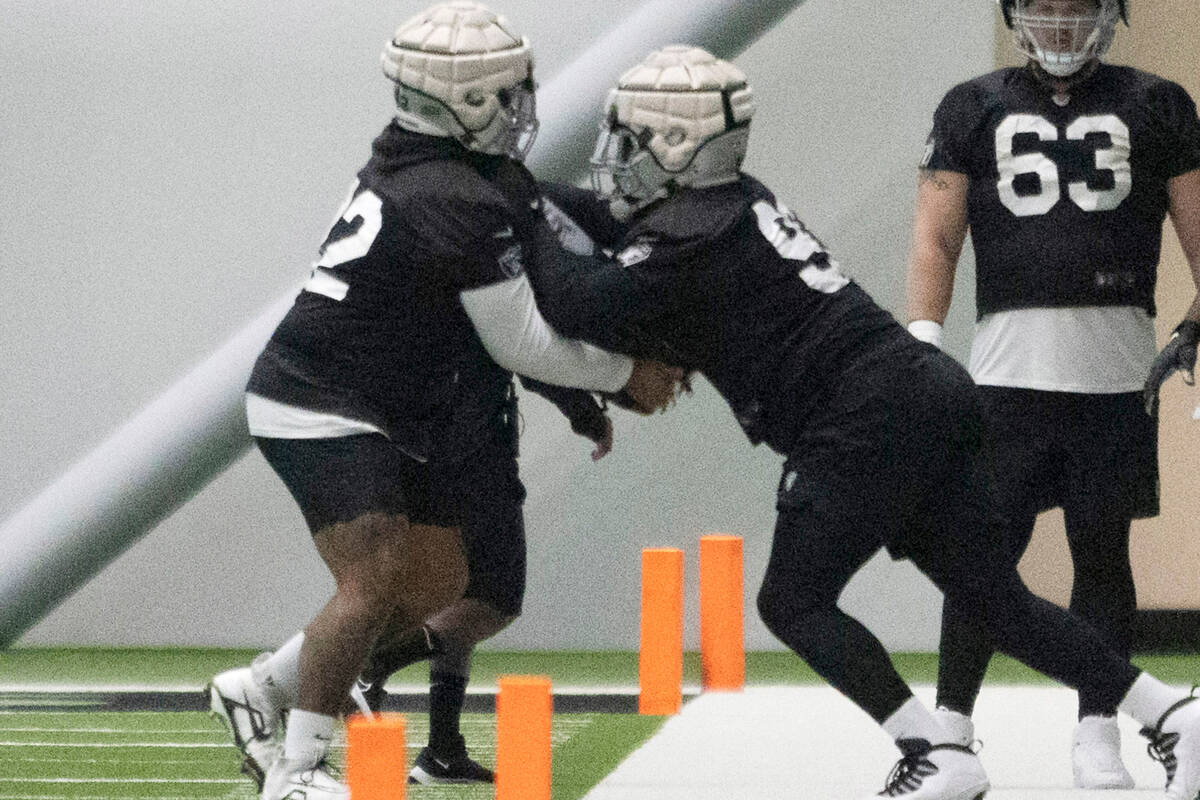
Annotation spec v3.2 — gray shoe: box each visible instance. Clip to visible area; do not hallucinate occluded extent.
[1072,715,1134,789]
[207,659,284,789]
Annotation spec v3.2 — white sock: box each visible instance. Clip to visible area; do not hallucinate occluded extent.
[253,632,304,708]
[882,696,951,745]
[284,709,336,766]
[1119,672,1187,729]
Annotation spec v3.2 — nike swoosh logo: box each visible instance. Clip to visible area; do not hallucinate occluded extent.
[492,226,514,239]
[434,758,451,769]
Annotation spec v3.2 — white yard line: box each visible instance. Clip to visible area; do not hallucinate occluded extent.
[0,778,244,784]
[0,741,227,748]
[583,685,1170,799]
[0,682,658,694]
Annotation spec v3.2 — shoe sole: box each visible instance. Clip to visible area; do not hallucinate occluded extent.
[408,766,493,785]
[205,681,269,791]
[1074,779,1136,790]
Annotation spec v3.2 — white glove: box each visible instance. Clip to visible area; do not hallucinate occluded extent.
[907,319,944,349]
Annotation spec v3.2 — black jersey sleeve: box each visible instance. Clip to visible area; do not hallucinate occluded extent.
[922,81,984,174]
[407,190,527,292]
[1145,79,1200,178]
[538,182,630,248]
[523,221,673,361]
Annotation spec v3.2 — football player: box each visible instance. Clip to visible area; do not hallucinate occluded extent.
[524,44,1200,800]
[205,4,679,799]
[905,0,1200,788]
[353,375,613,786]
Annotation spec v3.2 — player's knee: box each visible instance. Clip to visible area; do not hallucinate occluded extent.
[756,582,826,638]
[402,559,468,623]
[335,573,400,627]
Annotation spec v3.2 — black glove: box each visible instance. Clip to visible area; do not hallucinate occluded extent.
[518,376,607,442]
[1143,319,1200,415]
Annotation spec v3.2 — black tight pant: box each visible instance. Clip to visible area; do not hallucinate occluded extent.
[757,503,1139,725]
[936,505,1136,718]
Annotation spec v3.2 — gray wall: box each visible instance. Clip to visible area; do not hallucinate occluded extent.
[2,0,991,650]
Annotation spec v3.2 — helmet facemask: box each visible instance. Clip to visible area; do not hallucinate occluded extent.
[590,114,666,205]
[487,77,538,160]
[1007,0,1121,77]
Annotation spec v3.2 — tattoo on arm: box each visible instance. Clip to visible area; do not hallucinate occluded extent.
[918,168,951,191]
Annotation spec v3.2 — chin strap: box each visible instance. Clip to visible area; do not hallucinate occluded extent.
[1025,58,1100,93]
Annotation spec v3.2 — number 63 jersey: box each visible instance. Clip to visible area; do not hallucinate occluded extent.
[924,64,1200,317]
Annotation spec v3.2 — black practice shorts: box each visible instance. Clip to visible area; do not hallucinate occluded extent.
[255,434,458,531]
[774,342,1009,582]
[426,435,527,616]
[977,386,1159,520]
[256,431,528,616]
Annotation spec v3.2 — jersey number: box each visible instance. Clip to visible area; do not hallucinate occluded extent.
[304,186,384,301]
[995,113,1131,217]
[752,200,849,294]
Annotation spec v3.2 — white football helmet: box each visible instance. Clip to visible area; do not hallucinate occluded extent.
[590,46,755,216]
[999,0,1127,77]
[382,1,538,159]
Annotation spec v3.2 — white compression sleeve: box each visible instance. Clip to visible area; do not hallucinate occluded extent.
[460,273,633,392]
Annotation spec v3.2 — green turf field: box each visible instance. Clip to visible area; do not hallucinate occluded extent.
[1,649,1197,799]
[0,709,663,800]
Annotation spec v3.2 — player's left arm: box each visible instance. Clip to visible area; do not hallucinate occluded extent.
[518,375,613,460]
[1169,168,1200,324]
[1143,167,1200,412]
[523,219,665,358]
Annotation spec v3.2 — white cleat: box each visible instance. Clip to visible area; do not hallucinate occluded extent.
[1072,715,1134,789]
[933,707,975,748]
[868,739,989,799]
[1142,694,1200,800]
[207,658,284,789]
[261,757,348,800]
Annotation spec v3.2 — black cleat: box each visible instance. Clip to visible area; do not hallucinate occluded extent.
[408,745,495,785]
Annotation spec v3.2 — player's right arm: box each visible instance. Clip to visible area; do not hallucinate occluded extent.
[905,83,980,349]
[905,167,969,347]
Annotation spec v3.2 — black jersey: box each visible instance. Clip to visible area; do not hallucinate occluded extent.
[925,64,1200,317]
[248,123,548,463]
[530,178,914,453]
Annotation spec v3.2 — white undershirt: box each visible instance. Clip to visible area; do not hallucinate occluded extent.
[245,393,382,438]
[248,272,631,438]
[969,305,1156,393]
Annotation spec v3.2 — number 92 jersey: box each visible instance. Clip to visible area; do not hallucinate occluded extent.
[923,65,1200,317]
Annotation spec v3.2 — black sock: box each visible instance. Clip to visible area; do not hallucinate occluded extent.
[362,625,440,684]
[429,670,468,756]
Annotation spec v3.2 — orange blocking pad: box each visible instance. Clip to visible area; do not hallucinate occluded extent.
[700,534,744,691]
[496,675,552,800]
[346,713,406,800]
[639,547,684,715]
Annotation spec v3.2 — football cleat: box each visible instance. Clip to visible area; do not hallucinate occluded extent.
[868,738,989,800]
[408,738,495,785]
[933,707,975,748]
[1141,693,1200,800]
[261,756,348,800]
[1072,715,1134,789]
[207,659,284,789]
